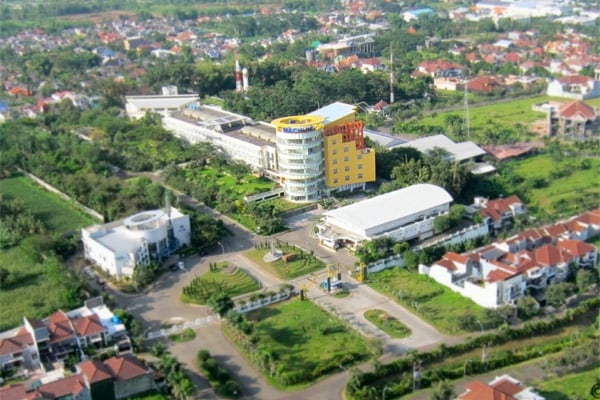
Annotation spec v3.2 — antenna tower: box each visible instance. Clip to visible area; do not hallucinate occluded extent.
[463,75,470,138]
[389,44,395,104]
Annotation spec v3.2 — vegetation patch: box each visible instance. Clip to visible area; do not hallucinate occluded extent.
[181,262,260,304]
[367,267,498,335]
[244,241,325,279]
[537,365,599,400]
[364,309,411,339]
[0,175,95,233]
[225,299,373,389]
[196,349,241,398]
[501,153,600,219]
[168,327,196,343]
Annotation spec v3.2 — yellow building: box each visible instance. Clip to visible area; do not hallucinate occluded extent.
[308,102,376,194]
[271,102,376,202]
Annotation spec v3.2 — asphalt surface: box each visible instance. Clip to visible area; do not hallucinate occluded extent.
[107,205,455,399]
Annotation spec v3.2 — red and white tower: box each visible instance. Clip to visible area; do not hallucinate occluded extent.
[235,57,243,93]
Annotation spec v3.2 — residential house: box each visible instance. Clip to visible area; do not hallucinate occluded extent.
[78,355,154,400]
[547,75,600,100]
[0,374,92,400]
[548,100,599,137]
[475,195,526,230]
[458,374,545,400]
[414,59,464,78]
[0,328,38,371]
[421,209,599,308]
[466,75,502,93]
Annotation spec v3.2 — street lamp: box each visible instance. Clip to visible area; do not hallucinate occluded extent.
[217,241,225,263]
[476,319,484,334]
[463,359,472,377]
[383,386,392,400]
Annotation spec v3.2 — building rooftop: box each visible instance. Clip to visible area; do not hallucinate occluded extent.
[395,134,486,161]
[308,101,356,125]
[363,128,406,148]
[323,184,453,234]
[125,94,199,110]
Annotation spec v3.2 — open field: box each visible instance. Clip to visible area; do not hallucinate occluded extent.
[244,243,326,280]
[0,175,95,330]
[504,153,600,217]
[367,267,497,335]
[0,175,95,233]
[364,309,411,338]
[239,299,371,389]
[537,366,599,400]
[181,263,260,304]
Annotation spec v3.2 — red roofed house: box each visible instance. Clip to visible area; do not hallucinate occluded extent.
[415,59,464,78]
[466,75,502,93]
[78,355,154,399]
[547,75,600,100]
[475,195,526,230]
[458,374,545,400]
[548,100,599,137]
[47,310,79,360]
[37,373,91,400]
[0,328,38,372]
[556,239,598,268]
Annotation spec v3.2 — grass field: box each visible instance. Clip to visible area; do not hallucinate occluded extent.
[367,267,494,335]
[181,263,260,304]
[242,299,371,389]
[538,366,599,400]
[364,309,411,338]
[0,175,95,233]
[504,153,600,217]
[244,244,325,280]
[0,176,96,330]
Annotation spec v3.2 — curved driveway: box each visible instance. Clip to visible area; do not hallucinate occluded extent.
[109,205,453,399]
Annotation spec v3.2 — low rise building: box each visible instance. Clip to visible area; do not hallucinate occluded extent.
[81,207,190,278]
[317,184,453,249]
[421,209,600,308]
[458,374,545,400]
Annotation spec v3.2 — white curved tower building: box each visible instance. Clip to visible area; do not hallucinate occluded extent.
[271,115,325,202]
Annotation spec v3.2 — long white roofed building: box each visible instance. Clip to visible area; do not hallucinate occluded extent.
[316,184,453,249]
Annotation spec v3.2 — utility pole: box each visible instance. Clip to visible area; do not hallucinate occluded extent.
[463,75,470,138]
[389,44,395,104]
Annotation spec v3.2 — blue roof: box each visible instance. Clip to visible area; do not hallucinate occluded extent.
[308,102,355,125]
[409,8,434,15]
[0,101,8,112]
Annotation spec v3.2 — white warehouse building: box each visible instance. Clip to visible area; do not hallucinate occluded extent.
[81,208,191,278]
[316,184,453,249]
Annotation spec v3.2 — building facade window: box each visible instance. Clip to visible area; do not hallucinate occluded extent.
[344,166,350,171]
[358,173,363,179]
[344,146,349,152]
[333,159,338,164]
[333,169,338,174]
[358,164,363,169]
[345,175,350,181]
[333,178,338,184]
[344,156,349,162]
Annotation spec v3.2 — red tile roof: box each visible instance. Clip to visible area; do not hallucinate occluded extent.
[558,100,597,119]
[78,359,114,383]
[490,377,525,396]
[486,268,517,283]
[556,239,596,257]
[558,75,591,85]
[534,244,573,266]
[434,259,457,271]
[48,310,75,344]
[575,209,600,226]
[73,314,105,338]
[0,384,28,400]
[0,331,34,356]
[459,379,517,400]
[480,195,523,222]
[37,373,88,398]
[104,355,150,381]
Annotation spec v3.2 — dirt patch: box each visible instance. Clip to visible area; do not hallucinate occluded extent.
[61,10,136,23]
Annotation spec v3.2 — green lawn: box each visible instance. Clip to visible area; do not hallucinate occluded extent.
[538,367,599,400]
[244,243,326,280]
[505,153,600,217]
[126,391,169,400]
[0,175,96,233]
[364,309,411,339]
[367,267,494,335]
[181,263,261,304]
[239,299,371,389]
[0,175,96,331]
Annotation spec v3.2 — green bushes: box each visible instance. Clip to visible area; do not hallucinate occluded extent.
[345,297,600,399]
[196,350,240,398]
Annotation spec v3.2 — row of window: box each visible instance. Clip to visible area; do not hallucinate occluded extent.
[330,149,363,160]
[332,174,364,184]
[332,164,363,172]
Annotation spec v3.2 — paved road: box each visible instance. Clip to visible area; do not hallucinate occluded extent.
[108,202,452,399]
